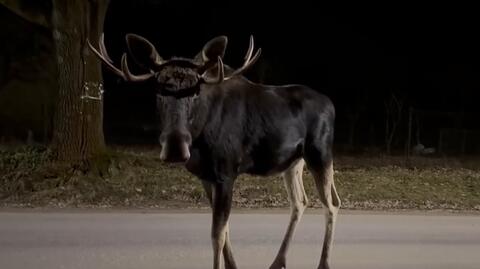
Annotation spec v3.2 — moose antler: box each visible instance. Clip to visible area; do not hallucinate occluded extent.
[199,57,225,84]
[88,33,260,85]
[200,35,261,84]
[87,33,154,82]
[227,35,262,78]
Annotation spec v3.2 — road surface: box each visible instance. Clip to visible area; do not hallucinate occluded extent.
[0,209,479,269]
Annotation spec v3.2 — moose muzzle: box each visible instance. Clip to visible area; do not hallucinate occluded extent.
[159,130,192,163]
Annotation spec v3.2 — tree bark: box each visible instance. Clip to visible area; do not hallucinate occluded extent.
[51,0,109,166]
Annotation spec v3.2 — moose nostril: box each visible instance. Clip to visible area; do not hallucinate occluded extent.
[181,143,191,160]
[159,135,190,163]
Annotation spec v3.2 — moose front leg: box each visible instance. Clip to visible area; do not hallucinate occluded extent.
[202,181,237,269]
[211,181,235,269]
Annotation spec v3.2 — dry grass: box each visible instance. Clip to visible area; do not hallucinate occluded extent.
[1,144,479,211]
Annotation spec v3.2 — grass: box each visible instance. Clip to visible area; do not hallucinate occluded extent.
[1,144,479,211]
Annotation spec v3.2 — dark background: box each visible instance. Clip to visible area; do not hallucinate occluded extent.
[2,1,480,155]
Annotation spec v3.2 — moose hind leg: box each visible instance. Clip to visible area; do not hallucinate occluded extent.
[201,181,237,269]
[308,158,340,269]
[270,159,308,269]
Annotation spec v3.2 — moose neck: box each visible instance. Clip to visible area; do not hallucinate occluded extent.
[188,84,219,142]
[189,76,254,143]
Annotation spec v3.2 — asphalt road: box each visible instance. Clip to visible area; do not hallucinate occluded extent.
[0,210,479,269]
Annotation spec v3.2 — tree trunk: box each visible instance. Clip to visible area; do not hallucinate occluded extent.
[51,0,109,166]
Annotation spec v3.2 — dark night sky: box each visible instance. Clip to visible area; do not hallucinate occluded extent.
[98,2,480,147]
[0,1,478,152]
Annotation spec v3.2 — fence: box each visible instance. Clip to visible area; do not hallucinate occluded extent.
[406,108,480,157]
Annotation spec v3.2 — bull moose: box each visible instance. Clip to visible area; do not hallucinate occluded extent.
[88,33,341,269]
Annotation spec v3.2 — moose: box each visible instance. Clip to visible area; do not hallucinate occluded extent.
[88,33,341,269]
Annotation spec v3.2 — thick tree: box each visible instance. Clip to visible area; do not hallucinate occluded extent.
[1,0,110,168]
[50,0,109,165]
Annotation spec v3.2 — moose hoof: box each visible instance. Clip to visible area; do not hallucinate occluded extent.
[318,263,331,269]
[269,259,286,269]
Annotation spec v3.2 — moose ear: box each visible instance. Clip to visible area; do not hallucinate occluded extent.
[125,33,165,70]
[194,35,228,64]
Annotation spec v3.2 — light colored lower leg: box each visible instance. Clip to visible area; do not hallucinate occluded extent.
[313,162,340,269]
[212,224,227,269]
[223,223,237,269]
[202,181,237,269]
[270,159,308,269]
[319,206,338,269]
[211,182,234,269]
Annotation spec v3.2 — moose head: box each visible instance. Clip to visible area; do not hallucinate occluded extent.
[88,34,261,162]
